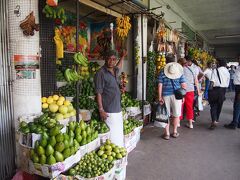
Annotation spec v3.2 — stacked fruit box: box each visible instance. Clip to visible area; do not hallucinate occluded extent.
[126,107,141,117]
[29,137,100,178]
[143,104,151,116]
[124,131,136,153]
[123,118,143,153]
[18,114,101,178]
[29,148,83,178]
[57,140,127,179]
[18,114,67,148]
[98,132,110,145]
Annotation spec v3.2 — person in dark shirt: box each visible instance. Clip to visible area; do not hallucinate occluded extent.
[94,49,127,146]
[224,60,240,129]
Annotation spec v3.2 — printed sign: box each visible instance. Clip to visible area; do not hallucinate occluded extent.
[14,55,39,79]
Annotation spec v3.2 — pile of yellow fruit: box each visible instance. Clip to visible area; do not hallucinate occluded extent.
[41,95,76,120]
[80,66,90,77]
[116,15,131,39]
[156,54,166,74]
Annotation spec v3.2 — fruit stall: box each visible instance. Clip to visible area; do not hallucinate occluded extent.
[13,0,155,179]
[11,0,193,178]
[145,19,181,120]
[11,0,206,179]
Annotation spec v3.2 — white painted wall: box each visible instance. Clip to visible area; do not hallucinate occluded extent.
[150,0,196,31]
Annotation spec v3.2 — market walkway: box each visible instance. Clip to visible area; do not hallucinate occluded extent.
[127,92,240,180]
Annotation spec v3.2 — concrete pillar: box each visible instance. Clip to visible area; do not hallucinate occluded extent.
[8,0,41,122]
[136,15,148,100]
[8,0,41,169]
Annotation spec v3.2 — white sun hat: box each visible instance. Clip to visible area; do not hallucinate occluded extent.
[164,62,183,79]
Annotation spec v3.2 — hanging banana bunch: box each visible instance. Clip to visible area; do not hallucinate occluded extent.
[116,15,131,40]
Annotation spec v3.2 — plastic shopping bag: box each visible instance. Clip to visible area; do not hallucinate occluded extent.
[198,94,203,111]
[153,103,169,128]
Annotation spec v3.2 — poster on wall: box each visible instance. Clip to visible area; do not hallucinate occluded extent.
[90,22,109,60]
[58,21,89,53]
[90,22,128,60]
[14,55,39,79]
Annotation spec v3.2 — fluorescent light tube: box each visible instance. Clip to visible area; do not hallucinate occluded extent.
[215,34,240,39]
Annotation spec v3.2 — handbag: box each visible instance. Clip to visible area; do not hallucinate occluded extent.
[208,70,214,90]
[197,94,203,111]
[154,103,169,128]
[209,68,221,91]
[208,81,214,90]
[170,79,186,100]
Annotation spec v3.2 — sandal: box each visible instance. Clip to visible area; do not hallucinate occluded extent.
[161,134,170,140]
[171,132,180,138]
[185,123,193,129]
[209,123,216,130]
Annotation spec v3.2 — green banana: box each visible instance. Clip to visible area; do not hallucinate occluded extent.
[44,5,53,15]
[73,52,89,67]
[64,69,71,82]
[57,8,62,19]
[77,53,89,67]
[69,69,76,82]
[72,71,80,81]
[53,10,57,19]
[73,53,79,64]
[79,53,88,64]
[77,53,86,66]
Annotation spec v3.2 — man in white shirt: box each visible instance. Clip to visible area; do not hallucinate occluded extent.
[208,60,230,130]
[224,59,240,129]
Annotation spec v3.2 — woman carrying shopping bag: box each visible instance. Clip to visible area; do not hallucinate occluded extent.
[158,55,186,140]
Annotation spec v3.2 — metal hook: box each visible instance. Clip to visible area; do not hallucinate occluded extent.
[14,5,21,17]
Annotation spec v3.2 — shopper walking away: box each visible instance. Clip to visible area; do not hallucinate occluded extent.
[94,49,127,146]
[180,56,200,129]
[192,60,204,114]
[203,62,212,100]
[208,60,230,130]
[228,65,235,91]
[192,60,204,86]
[224,62,240,129]
[158,55,186,140]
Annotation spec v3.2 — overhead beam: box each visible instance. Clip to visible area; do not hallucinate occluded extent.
[196,23,240,31]
[79,0,122,17]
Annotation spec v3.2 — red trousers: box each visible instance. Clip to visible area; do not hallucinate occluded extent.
[180,91,194,120]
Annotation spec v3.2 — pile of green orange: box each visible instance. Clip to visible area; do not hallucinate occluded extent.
[19,113,64,135]
[67,151,114,178]
[97,140,127,162]
[90,119,110,134]
[123,118,143,135]
[67,140,127,178]
[121,93,140,109]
